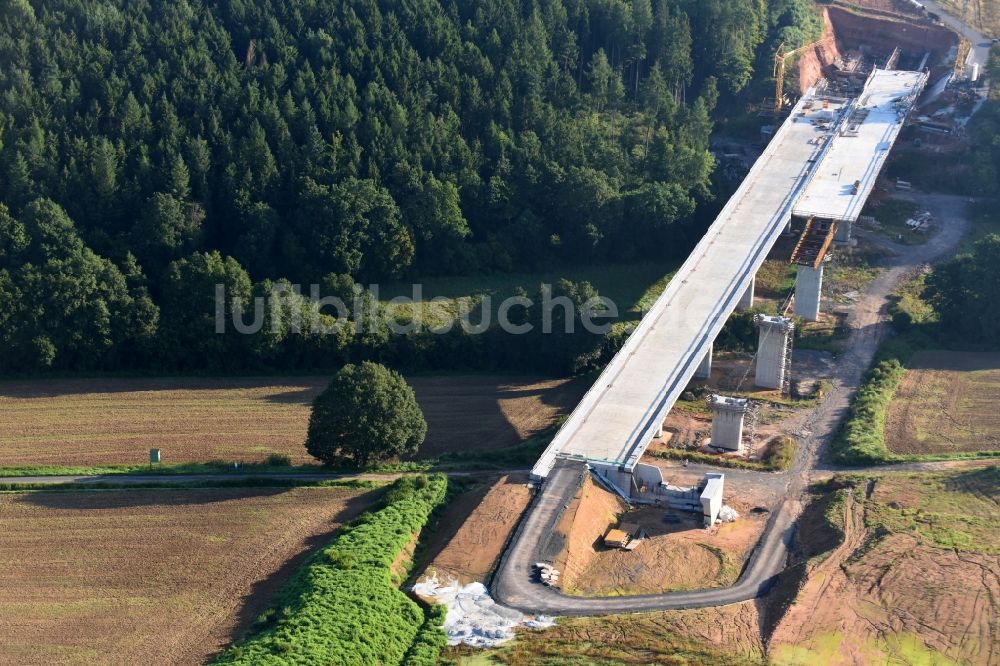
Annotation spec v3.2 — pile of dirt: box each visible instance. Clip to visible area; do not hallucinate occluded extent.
[551,477,626,588]
[556,490,770,596]
[418,474,533,585]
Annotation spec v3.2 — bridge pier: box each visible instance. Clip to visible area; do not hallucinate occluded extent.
[794,263,824,321]
[695,344,713,379]
[708,395,748,452]
[834,219,852,243]
[755,315,794,390]
[738,276,755,310]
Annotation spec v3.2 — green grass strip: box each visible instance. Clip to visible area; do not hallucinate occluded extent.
[213,474,448,665]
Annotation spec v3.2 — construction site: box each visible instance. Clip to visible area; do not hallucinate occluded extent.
[529,64,929,492]
[414,3,997,661]
[486,0,990,620]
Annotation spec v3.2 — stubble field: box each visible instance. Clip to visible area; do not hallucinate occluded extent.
[884,350,1000,455]
[0,375,584,467]
[0,485,379,665]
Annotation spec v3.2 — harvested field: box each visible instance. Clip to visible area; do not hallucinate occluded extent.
[551,476,768,596]
[0,375,584,466]
[770,467,1000,665]
[885,350,1000,454]
[418,474,533,586]
[0,485,379,665]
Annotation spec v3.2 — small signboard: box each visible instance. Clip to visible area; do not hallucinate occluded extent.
[149,448,161,464]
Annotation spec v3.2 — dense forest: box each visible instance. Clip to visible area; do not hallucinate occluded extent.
[0,0,822,373]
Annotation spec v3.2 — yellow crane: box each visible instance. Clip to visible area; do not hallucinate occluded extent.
[773,39,825,113]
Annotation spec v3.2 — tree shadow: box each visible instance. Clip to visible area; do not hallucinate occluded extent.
[405,374,588,459]
[940,465,1000,498]
[260,383,326,405]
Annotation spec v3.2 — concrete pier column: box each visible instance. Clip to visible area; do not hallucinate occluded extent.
[834,219,852,243]
[794,263,824,321]
[695,344,713,379]
[738,276,755,310]
[754,314,795,390]
[708,395,748,452]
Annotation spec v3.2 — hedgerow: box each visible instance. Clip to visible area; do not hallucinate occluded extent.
[214,474,448,665]
[403,604,448,665]
[831,359,906,465]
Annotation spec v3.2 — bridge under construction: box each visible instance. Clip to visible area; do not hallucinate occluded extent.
[530,68,927,484]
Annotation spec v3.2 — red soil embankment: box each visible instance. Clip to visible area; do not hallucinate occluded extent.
[798,10,843,93]
[827,5,958,62]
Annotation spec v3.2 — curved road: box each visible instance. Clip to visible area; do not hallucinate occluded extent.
[493,460,799,614]
[492,192,978,615]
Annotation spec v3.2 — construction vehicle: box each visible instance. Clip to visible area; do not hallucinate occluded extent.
[773,39,825,114]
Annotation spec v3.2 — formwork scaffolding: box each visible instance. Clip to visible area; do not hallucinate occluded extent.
[790,217,837,269]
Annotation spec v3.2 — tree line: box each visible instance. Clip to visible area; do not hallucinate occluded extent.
[0,0,822,373]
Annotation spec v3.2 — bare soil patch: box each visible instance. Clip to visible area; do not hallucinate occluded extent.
[418,474,533,585]
[569,505,767,596]
[0,375,584,466]
[770,468,1000,665]
[0,486,377,665]
[551,476,769,596]
[551,477,627,588]
[885,350,1000,454]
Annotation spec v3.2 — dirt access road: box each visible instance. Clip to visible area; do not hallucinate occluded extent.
[492,192,976,615]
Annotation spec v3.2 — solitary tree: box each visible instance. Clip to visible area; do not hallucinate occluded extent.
[306,362,427,467]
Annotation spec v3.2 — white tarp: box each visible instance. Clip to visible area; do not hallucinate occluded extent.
[719,505,740,523]
[412,574,555,647]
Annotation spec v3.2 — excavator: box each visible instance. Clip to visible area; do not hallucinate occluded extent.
[772,39,825,114]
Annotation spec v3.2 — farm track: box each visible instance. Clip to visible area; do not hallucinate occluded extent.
[0,469,532,486]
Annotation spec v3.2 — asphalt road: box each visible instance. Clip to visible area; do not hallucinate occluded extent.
[0,469,529,486]
[921,0,992,71]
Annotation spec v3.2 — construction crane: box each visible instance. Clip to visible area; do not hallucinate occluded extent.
[773,39,824,114]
